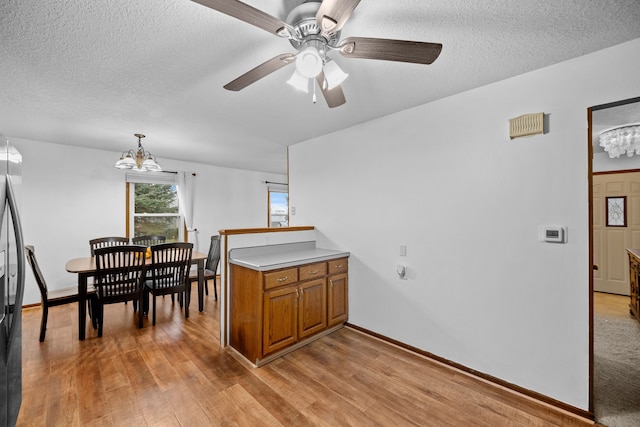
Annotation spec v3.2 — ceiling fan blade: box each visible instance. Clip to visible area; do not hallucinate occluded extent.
[315,72,346,108]
[191,0,292,37]
[316,0,361,37]
[338,37,443,65]
[224,54,295,91]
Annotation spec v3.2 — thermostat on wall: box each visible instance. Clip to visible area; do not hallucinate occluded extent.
[539,225,567,243]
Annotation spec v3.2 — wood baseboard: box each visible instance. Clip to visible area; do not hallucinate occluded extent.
[345,323,594,422]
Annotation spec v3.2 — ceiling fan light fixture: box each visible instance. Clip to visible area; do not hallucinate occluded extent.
[295,46,323,78]
[323,59,348,89]
[286,69,310,93]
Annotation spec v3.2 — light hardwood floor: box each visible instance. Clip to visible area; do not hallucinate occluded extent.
[593,291,629,318]
[17,287,596,426]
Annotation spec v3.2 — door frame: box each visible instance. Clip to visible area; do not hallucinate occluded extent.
[588,95,640,414]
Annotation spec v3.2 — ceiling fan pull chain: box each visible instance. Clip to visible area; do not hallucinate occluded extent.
[312,82,317,104]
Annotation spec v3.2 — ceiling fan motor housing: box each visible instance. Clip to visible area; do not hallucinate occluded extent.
[286,1,340,51]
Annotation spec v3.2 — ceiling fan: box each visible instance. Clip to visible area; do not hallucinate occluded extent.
[191,0,443,108]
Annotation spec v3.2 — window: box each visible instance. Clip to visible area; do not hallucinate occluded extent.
[128,182,183,241]
[269,190,288,227]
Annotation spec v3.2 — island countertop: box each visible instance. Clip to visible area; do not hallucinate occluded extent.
[228,242,349,271]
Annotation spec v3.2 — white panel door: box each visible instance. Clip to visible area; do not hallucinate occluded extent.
[593,172,640,295]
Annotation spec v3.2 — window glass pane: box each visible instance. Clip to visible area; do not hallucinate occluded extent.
[134,216,180,241]
[134,183,179,214]
[269,191,288,227]
[131,183,182,242]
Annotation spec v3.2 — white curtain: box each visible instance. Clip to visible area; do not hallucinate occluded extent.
[177,171,197,246]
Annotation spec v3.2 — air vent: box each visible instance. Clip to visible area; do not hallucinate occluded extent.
[509,113,545,139]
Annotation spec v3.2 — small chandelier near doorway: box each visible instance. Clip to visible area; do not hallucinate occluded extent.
[114,133,162,171]
[599,123,640,158]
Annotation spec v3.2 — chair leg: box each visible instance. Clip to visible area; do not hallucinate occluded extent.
[185,286,190,319]
[137,297,144,328]
[205,279,209,296]
[97,303,104,338]
[89,297,98,330]
[152,294,157,326]
[213,276,218,301]
[143,289,149,315]
[39,305,48,342]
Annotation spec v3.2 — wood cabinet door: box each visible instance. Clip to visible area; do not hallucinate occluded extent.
[298,278,327,339]
[263,286,298,355]
[328,273,348,326]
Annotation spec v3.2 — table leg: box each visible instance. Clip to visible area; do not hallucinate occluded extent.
[78,272,88,341]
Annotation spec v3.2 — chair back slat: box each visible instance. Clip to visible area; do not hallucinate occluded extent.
[132,235,166,247]
[149,243,193,291]
[206,235,221,272]
[94,245,146,299]
[25,245,48,299]
[90,237,129,256]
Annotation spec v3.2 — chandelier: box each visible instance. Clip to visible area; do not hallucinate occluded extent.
[599,123,640,158]
[114,133,162,171]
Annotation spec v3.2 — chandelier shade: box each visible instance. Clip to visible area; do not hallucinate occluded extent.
[115,134,162,172]
[599,123,640,158]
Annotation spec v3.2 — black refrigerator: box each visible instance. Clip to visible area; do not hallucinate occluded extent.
[0,133,24,427]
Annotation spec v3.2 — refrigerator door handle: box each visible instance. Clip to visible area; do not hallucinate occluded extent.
[6,177,24,347]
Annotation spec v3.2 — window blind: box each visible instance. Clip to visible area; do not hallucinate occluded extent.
[125,171,177,185]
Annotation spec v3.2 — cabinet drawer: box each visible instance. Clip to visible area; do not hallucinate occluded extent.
[299,262,327,281]
[328,258,348,274]
[264,268,298,290]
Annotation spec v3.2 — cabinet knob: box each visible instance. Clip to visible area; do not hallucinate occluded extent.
[277,276,288,282]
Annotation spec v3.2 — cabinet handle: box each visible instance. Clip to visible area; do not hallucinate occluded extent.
[329,280,333,289]
[309,270,318,275]
[335,265,343,269]
[277,276,288,282]
[300,288,304,299]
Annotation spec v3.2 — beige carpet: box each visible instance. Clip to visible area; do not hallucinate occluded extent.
[594,313,640,427]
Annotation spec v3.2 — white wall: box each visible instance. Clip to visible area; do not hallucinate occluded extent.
[289,38,640,410]
[11,137,286,306]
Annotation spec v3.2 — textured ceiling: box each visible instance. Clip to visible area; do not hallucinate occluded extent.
[1,0,640,174]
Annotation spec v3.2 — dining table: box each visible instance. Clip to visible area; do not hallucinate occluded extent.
[65,250,208,340]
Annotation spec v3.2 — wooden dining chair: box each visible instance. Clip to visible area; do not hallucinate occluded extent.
[131,235,166,247]
[145,242,193,326]
[89,236,129,256]
[25,245,97,342]
[188,235,220,301]
[93,245,147,337]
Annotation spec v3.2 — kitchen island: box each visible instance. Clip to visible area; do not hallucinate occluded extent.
[228,241,349,366]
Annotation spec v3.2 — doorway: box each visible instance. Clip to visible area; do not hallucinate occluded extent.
[590,96,640,425]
